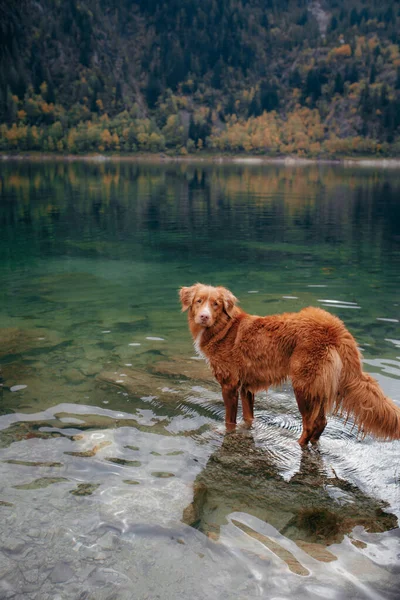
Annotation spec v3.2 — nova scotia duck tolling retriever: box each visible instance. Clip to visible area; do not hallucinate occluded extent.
[179,283,400,446]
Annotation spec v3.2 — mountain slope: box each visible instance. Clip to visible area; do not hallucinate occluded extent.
[1,0,400,155]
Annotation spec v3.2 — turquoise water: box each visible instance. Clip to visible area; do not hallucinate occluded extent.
[0,159,399,599]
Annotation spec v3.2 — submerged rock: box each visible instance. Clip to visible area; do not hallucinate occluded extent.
[0,327,63,359]
[148,356,215,383]
[182,431,398,550]
[70,483,100,496]
[96,367,193,402]
[64,440,111,457]
[13,477,69,490]
[97,354,217,401]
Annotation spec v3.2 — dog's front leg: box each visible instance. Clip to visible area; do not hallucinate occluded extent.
[221,384,239,432]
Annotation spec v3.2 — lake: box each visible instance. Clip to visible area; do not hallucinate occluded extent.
[0,159,399,600]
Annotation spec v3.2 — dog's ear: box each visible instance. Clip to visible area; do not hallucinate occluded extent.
[219,287,238,317]
[179,285,196,312]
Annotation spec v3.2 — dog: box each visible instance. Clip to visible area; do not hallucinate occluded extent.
[179,283,400,446]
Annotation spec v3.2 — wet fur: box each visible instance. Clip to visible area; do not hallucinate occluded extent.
[180,283,400,445]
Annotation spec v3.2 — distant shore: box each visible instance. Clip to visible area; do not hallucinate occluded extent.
[2,152,400,168]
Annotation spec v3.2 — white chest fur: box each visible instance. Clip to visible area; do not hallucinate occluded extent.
[194,330,206,360]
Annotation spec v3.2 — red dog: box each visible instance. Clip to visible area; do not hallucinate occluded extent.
[180,283,400,445]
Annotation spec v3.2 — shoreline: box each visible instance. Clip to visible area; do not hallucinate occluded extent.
[1,152,400,168]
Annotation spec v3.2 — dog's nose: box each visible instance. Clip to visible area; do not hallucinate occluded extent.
[200,313,210,323]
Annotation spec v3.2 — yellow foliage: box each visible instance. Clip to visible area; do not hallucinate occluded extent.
[332,44,352,58]
[354,37,365,58]
[148,132,165,152]
[101,129,112,147]
[210,107,325,155]
[177,96,189,109]
[40,82,48,97]
[5,124,28,146]
[67,129,77,151]
[40,101,54,114]
[112,132,120,148]
[137,132,149,148]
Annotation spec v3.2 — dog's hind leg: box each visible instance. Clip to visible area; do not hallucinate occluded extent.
[309,403,327,443]
[240,387,255,426]
[294,390,327,446]
[221,384,239,432]
[294,389,318,446]
[290,345,341,445]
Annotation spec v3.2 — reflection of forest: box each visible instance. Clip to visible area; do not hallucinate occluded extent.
[182,430,398,550]
[1,163,399,264]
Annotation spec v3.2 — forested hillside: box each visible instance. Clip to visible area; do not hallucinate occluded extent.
[1,0,400,155]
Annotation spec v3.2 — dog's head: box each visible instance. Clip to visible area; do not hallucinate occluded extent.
[179,283,238,327]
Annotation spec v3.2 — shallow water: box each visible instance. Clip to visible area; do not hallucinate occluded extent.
[0,160,399,599]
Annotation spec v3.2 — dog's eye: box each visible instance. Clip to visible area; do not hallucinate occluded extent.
[196,298,202,304]
[213,302,219,307]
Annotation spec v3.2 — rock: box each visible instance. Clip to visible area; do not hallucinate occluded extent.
[96,368,184,400]
[13,477,69,490]
[0,327,63,359]
[2,537,25,554]
[232,519,310,576]
[105,457,141,467]
[149,356,214,383]
[295,540,337,562]
[49,562,75,584]
[69,483,100,496]
[3,459,62,467]
[65,441,111,458]
[23,568,39,584]
[97,362,216,404]
[63,368,85,384]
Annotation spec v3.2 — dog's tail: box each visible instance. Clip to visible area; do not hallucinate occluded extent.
[335,334,400,440]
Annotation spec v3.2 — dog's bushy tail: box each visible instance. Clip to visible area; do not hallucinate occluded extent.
[335,335,400,440]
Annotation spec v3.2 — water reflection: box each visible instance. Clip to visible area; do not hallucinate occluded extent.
[1,161,400,263]
[182,430,397,555]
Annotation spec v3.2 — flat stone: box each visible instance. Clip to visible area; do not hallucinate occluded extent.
[149,357,214,382]
[69,483,100,496]
[23,568,39,583]
[13,477,69,490]
[0,327,62,359]
[49,561,75,584]
[2,537,25,554]
[63,368,85,384]
[296,540,337,562]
